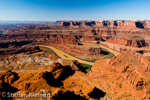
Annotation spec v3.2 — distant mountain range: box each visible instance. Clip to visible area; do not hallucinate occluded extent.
[0,20,54,24]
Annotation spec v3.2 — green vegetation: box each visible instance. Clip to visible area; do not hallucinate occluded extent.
[103,52,115,59]
[81,63,92,72]
[81,63,93,75]
[63,55,68,58]
[101,47,115,59]
[40,45,115,74]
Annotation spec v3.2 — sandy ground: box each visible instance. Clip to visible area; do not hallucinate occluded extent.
[39,45,94,65]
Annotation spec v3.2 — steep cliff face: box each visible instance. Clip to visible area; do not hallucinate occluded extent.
[95,27,150,36]
[0,44,40,56]
[106,37,149,47]
[146,38,150,45]
[0,33,105,60]
[0,33,79,45]
[88,52,150,100]
[74,23,150,48]
[144,21,150,28]
[80,34,149,48]
[1,20,150,49]
[60,20,150,28]
[100,42,131,52]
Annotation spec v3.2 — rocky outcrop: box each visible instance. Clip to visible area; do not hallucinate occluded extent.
[80,35,102,42]
[1,52,150,100]
[0,53,55,70]
[0,44,40,56]
[60,20,150,28]
[100,41,149,53]
[0,33,80,45]
[0,44,60,71]
[57,59,87,73]
[106,37,149,47]
[100,42,129,52]
[60,21,95,27]
[144,21,150,28]
[0,61,99,100]
[88,52,150,100]
[145,36,150,45]
[94,27,150,36]
[0,70,19,85]
[0,33,105,60]
[80,34,149,48]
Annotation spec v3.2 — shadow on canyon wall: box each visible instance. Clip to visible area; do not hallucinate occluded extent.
[136,22,144,28]
[88,87,106,99]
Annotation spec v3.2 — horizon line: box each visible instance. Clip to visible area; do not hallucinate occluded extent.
[0,19,150,22]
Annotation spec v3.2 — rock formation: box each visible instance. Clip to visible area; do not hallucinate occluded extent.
[106,37,149,47]
[1,20,150,100]
[0,43,60,71]
[0,61,99,100]
[0,44,40,56]
[60,20,150,28]
[0,32,105,60]
[1,20,150,56]
[1,52,150,100]
[88,52,150,100]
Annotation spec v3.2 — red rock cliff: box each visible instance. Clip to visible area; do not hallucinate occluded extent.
[88,52,150,100]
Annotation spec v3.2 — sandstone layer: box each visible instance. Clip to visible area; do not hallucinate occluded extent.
[61,20,150,29]
[0,61,98,100]
[88,52,150,100]
[1,20,150,57]
[0,33,104,60]
[1,52,150,100]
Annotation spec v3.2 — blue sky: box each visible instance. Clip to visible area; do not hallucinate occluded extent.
[0,0,150,21]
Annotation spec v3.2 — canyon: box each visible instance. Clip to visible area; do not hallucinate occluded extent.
[1,20,150,53]
[1,51,150,100]
[0,20,150,100]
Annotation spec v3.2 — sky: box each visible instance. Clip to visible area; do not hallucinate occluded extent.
[0,0,150,21]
